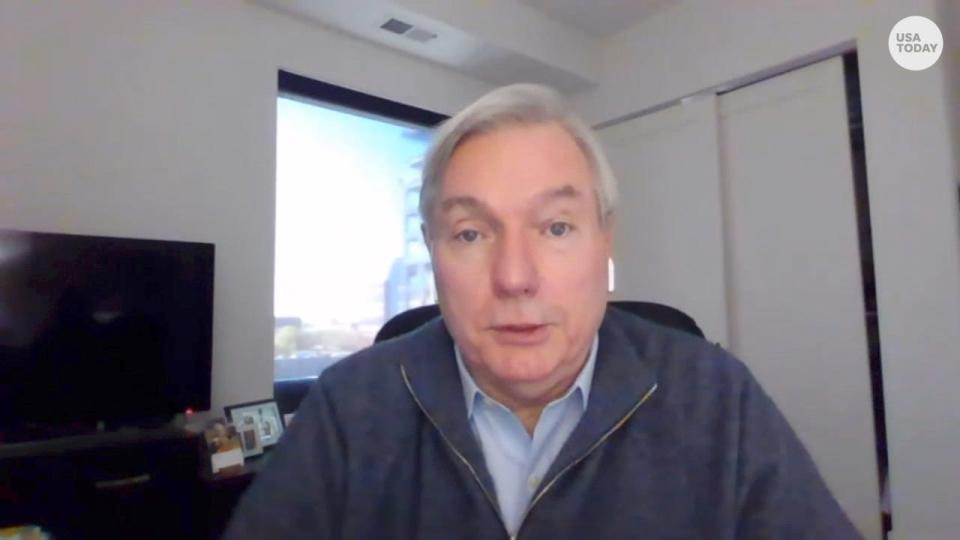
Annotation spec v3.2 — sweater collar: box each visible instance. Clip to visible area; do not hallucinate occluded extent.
[400,306,659,490]
[453,334,599,418]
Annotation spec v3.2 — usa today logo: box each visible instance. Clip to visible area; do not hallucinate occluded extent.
[888,16,943,71]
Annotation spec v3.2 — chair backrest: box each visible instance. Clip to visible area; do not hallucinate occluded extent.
[274,377,314,415]
[375,301,704,343]
[608,300,704,338]
[273,302,703,416]
[374,304,442,343]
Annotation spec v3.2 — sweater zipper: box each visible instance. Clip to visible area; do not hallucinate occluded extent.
[402,365,658,540]
[401,365,511,536]
[513,382,659,539]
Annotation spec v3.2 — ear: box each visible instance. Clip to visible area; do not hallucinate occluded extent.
[602,214,615,294]
[421,223,435,258]
[601,213,615,257]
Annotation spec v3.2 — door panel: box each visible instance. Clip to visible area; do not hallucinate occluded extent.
[718,56,880,538]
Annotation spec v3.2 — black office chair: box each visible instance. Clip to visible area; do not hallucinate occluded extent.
[609,300,704,338]
[276,302,703,418]
[375,305,443,343]
[374,301,704,343]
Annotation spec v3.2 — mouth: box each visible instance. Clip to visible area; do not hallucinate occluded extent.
[490,323,550,345]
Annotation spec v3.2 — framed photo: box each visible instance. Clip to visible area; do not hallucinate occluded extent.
[203,418,244,473]
[224,399,285,451]
[236,416,263,458]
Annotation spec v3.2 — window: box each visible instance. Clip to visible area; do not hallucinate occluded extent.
[274,72,445,380]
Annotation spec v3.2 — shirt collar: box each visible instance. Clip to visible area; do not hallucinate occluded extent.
[454,333,600,418]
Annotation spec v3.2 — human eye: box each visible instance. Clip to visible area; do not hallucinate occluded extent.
[545,221,574,238]
[454,229,483,243]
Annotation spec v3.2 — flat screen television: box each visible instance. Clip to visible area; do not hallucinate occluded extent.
[0,229,214,427]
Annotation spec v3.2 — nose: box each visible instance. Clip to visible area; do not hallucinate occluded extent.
[491,229,539,298]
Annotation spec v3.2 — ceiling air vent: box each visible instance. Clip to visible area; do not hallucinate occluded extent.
[380,18,413,35]
[379,17,438,44]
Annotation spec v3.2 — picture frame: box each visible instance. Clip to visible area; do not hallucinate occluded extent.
[203,417,245,473]
[236,415,263,458]
[224,399,285,453]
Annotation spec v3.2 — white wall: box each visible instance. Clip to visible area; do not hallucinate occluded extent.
[599,96,728,344]
[576,1,960,538]
[0,0,490,415]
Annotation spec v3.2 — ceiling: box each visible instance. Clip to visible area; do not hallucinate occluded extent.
[519,0,675,38]
[254,0,676,93]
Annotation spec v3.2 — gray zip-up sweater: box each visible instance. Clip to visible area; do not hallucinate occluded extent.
[225,307,862,539]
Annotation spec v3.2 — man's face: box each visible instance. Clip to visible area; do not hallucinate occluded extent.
[428,122,613,402]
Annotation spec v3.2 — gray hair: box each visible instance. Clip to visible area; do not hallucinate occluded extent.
[418,83,618,234]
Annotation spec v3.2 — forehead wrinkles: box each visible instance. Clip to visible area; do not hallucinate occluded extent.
[440,185,585,224]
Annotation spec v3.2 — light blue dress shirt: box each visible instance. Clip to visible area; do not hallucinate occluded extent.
[454,335,599,536]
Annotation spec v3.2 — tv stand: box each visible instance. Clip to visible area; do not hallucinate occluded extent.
[0,426,203,538]
[0,422,92,445]
[0,415,183,446]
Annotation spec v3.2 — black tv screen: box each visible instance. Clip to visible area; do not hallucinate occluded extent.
[0,229,214,425]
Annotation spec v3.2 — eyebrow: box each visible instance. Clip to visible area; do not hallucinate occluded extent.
[439,184,584,217]
[533,184,583,206]
[440,195,490,216]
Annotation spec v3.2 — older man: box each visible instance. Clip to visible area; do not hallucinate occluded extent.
[226,84,860,539]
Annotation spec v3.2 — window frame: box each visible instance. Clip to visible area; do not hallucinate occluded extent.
[278,70,447,129]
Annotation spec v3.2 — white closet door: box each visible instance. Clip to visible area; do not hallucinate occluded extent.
[598,96,728,344]
[718,57,880,539]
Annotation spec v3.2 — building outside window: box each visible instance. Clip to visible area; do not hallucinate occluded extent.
[274,74,444,380]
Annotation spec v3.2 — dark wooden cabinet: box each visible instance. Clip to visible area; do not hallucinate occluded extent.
[199,460,261,539]
[0,429,204,539]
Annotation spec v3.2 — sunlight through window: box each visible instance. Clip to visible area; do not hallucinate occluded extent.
[274,95,435,380]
